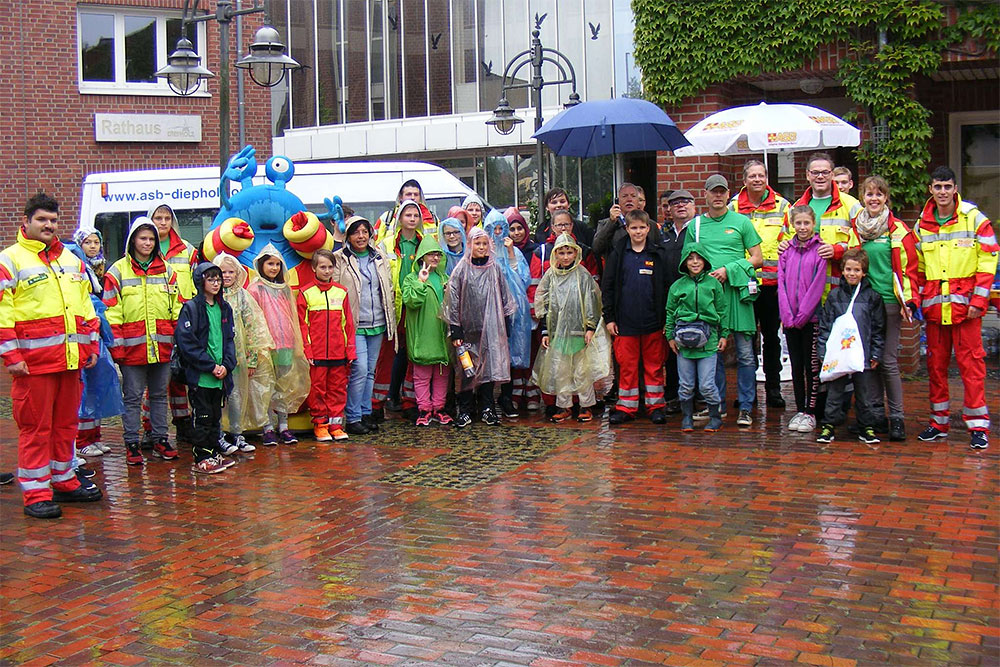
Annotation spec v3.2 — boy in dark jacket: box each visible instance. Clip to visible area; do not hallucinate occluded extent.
[175,263,238,474]
[602,210,670,424]
[816,248,886,445]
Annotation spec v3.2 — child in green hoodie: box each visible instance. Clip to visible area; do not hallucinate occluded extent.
[664,243,729,432]
[401,235,452,426]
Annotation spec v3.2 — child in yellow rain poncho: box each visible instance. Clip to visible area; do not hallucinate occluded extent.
[531,233,611,423]
[247,244,310,445]
[214,253,275,452]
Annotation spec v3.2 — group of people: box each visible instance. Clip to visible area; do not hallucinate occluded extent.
[2,155,996,518]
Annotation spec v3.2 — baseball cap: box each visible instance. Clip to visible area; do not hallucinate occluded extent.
[667,189,695,203]
[704,174,729,191]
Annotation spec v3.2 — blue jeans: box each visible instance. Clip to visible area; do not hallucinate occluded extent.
[677,354,720,404]
[346,333,384,423]
[715,332,757,410]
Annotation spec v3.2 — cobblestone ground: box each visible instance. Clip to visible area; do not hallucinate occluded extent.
[0,371,997,666]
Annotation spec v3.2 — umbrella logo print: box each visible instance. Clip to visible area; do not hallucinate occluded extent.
[767,131,798,145]
[704,120,743,132]
[808,115,841,125]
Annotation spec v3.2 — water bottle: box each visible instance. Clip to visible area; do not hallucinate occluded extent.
[456,344,475,378]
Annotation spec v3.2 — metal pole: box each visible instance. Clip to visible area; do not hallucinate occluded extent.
[532,30,544,228]
[236,0,246,148]
[219,1,231,194]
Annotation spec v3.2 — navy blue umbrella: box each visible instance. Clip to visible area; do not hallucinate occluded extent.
[532,98,691,157]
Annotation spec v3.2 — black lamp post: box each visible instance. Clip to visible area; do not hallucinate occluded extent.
[486,27,580,224]
[156,0,300,178]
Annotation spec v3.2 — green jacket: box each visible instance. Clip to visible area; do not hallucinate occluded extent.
[401,235,450,365]
[664,242,730,359]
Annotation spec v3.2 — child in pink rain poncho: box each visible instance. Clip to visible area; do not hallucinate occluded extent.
[247,244,310,445]
[443,227,517,427]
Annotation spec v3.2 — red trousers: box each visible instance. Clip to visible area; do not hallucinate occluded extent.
[371,322,415,410]
[12,371,83,505]
[309,364,350,425]
[613,332,665,415]
[926,319,990,432]
[77,418,101,448]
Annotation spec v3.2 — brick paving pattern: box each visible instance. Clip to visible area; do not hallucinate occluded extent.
[0,372,997,666]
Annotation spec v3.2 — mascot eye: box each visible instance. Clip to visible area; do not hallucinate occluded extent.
[270,158,290,173]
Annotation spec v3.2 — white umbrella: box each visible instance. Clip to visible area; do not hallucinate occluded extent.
[674,102,861,157]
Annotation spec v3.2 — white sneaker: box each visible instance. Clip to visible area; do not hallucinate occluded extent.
[788,412,804,431]
[526,401,541,411]
[78,444,105,456]
[797,414,817,432]
[234,434,256,452]
[219,435,239,455]
[98,442,112,453]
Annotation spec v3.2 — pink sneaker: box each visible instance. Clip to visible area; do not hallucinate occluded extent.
[415,411,433,427]
[435,411,453,425]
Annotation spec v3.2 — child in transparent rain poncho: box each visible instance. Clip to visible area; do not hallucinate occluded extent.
[482,209,532,419]
[443,227,517,427]
[214,253,275,453]
[246,244,310,445]
[532,233,612,423]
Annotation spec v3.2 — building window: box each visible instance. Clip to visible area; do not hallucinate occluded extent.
[949,111,999,224]
[77,7,206,95]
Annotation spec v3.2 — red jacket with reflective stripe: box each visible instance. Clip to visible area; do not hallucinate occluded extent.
[297,280,357,362]
[103,255,180,365]
[907,195,999,325]
[0,231,99,374]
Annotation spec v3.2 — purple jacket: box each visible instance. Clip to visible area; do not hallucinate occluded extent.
[778,234,827,328]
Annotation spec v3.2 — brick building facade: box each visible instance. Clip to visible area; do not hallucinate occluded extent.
[2,0,274,247]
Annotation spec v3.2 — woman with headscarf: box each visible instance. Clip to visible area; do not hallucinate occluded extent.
[483,209,531,418]
[443,227,516,427]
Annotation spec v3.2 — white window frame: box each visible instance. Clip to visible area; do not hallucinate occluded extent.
[948,110,1000,192]
[77,6,210,97]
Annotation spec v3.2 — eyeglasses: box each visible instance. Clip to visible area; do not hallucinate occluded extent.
[443,229,461,236]
[670,199,693,206]
[809,169,832,177]
[204,276,222,283]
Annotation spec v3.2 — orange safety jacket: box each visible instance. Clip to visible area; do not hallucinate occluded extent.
[0,231,99,374]
[782,187,861,298]
[730,186,789,286]
[103,255,180,365]
[907,195,999,325]
[297,280,357,362]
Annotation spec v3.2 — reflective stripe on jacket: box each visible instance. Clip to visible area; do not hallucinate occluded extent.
[296,281,356,361]
[162,228,198,300]
[730,187,789,286]
[0,231,99,373]
[909,195,999,325]
[103,256,179,365]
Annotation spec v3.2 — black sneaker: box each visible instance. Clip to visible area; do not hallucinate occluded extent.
[76,465,97,479]
[140,430,155,451]
[970,431,989,450]
[498,399,520,419]
[608,409,633,425]
[858,426,880,445]
[24,501,61,519]
[0,472,14,485]
[481,408,500,426]
[345,421,370,435]
[649,408,666,425]
[454,412,472,428]
[917,426,948,442]
[889,418,906,442]
[736,410,753,427]
[362,413,380,432]
[816,424,835,444]
[52,485,103,503]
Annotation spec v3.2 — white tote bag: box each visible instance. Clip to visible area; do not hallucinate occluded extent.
[819,284,866,383]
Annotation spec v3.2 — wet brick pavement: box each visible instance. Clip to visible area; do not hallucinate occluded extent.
[0,371,997,666]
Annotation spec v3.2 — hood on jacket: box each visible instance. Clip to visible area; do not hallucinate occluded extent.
[462,193,484,210]
[482,208,509,242]
[447,205,473,231]
[412,234,448,277]
[679,241,713,276]
[125,217,163,261]
[147,203,180,231]
[253,242,288,284]
[790,232,823,249]
[551,232,582,272]
[192,261,223,294]
[464,226,496,266]
[438,217,467,255]
[345,215,374,239]
[69,226,105,269]
[213,252,249,289]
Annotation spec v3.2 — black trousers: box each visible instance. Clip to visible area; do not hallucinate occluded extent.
[784,324,819,414]
[822,369,878,428]
[458,381,495,414]
[754,285,782,391]
[189,386,223,462]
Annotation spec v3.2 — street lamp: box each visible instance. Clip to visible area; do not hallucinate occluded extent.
[156,0,301,177]
[486,27,579,225]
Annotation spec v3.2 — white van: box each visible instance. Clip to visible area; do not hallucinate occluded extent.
[79,161,477,256]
